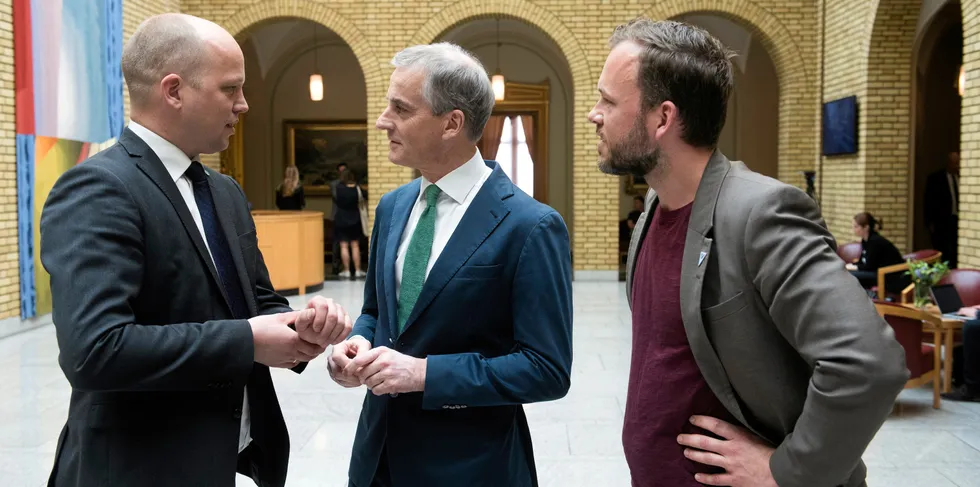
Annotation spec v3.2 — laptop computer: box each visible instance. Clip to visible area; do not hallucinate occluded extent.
[929,284,972,321]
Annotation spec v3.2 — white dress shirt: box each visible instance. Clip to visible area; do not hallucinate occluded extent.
[127,121,252,454]
[395,148,493,300]
[947,172,959,216]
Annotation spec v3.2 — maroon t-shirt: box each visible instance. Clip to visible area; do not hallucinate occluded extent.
[624,202,738,487]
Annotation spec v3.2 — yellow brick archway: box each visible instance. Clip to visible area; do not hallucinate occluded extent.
[862,0,921,254]
[408,0,615,274]
[644,0,816,188]
[212,1,392,225]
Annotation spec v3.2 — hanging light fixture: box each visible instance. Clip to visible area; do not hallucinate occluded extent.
[491,17,505,101]
[959,65,966,97]
[309,24,323,101]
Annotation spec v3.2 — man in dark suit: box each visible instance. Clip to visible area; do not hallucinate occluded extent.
[327,43,573,487]
[40,13,351,487]
[591,19,908,487]
[924,151,960,267]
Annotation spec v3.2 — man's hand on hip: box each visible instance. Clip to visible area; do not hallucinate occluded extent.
[677,415,778,487]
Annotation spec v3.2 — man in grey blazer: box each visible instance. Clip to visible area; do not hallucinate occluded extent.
[589,18,908,487]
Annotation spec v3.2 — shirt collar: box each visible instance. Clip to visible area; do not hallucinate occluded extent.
[420,148,486,204]
[127,121,198,182]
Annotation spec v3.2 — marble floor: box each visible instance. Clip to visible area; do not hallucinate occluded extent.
[1,281,979,487]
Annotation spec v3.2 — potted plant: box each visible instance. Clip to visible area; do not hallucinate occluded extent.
[905,259,950,308]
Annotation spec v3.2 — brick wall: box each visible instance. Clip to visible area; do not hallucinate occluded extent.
[179,0,821,273]
[961,0,980,268]
[0,0,17,318]
[820,0,955,253]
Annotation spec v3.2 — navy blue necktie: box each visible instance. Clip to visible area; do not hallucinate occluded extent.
[185,162,250,319]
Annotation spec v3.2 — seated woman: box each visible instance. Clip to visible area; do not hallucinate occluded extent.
[845,212,907,296]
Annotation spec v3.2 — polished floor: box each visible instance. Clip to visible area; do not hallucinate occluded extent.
[1,281,979,487]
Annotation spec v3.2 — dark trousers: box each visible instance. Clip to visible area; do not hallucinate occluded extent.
[931,216,958,268]
[952,319,980,393]
[349,446,391,487]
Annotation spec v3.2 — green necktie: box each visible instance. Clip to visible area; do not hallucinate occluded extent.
[398,184,442,333]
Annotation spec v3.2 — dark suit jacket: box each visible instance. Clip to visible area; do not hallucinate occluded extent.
[40,128,300,487]
[924,169,956,229]
[626,151,908,487]
[347,162,573,487]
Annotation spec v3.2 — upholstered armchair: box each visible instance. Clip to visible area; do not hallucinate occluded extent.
[874,301,942,409]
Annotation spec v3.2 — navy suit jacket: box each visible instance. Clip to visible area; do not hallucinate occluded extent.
[347,161,573,487]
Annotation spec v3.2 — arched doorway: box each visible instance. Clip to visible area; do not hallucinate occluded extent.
[232,19,367,214]
[409,0,601,276]
[675,14,780,181]
[437,17,575,225]
[912,1,963,266]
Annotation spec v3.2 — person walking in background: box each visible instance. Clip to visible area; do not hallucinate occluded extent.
[332,169,366,279]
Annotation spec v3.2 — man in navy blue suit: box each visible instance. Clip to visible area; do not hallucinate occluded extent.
[327,43,574,487]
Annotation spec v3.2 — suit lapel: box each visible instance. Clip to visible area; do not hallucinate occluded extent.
[209,175,257,315]
[626,188,656,309]
[385,180,420,337]
[120,130,230,310]
[399,167,511,336]
[678,150,750,428]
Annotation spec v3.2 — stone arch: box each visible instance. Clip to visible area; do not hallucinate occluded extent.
[643,0,815,186]
[410,0,607,274]
[214,1,389,224]
[218,2,382,92]
[863,0,922,252]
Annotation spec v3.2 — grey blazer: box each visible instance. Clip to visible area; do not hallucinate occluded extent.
[626,151,908,487]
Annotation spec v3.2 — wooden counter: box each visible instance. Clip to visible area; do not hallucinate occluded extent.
[251,210,324,295]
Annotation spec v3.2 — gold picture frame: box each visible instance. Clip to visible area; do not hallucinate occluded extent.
[625,174,648,196]
[284,120,368,196]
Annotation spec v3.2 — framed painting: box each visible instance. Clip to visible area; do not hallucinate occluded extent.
[284,120,368,195]
[625,174,648,195]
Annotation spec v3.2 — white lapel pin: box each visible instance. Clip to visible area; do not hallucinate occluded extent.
[698,251,707,267]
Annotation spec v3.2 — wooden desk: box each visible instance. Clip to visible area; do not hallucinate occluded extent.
[900,303,965,392]
[252,210,324,295]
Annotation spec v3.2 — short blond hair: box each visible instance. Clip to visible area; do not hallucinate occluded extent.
[121,13,210,108]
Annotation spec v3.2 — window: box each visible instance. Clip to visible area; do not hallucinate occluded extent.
[496,116,534,197]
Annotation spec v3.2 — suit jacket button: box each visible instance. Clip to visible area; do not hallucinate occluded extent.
[442,405,449,409]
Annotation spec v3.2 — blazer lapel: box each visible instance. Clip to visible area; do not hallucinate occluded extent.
[626,188,656,310]
[209,175,257,315]
[120,129,230,310]
[385,180,420,337]
[399,166,511,336]
[678,150,751,428]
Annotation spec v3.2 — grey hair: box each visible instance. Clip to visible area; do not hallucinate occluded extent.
[391,43,495,141]
[121,13,209,108]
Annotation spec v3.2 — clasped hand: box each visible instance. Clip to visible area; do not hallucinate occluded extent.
[328,338,426,395]
[249,296,352,368]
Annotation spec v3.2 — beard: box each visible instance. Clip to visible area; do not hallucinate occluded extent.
[597,116,662,179]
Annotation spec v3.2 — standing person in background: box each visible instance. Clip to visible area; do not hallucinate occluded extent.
[275,165,305,210]
[333,169,366,279]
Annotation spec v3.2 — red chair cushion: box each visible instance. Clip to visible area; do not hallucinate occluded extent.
[938,269,980,307]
